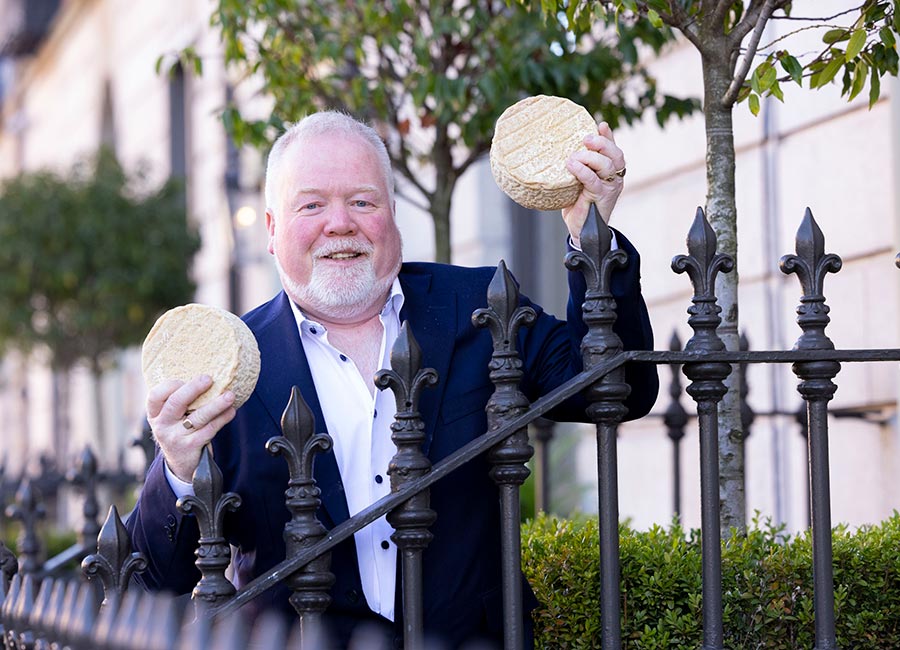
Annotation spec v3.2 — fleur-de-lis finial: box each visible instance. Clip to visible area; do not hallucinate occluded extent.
[6,478,46,575]
[564,204,627,295]
[375,322,439,415]
[779,208,842,351]
[177,446,242,608]
[472,261,536,388]
[671,208,734,352]
[779,208,842,300]
[81,505,148,605]
[67,446,101,545]
[267,387,332,483]
[266,387,335,620]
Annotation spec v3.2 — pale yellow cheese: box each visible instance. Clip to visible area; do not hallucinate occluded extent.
[490,95,597,211]
[141,303,260,411]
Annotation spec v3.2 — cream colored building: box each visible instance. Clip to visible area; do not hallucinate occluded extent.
[0,0,897,538]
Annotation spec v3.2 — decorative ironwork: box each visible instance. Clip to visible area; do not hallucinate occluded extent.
[60,580,100,649]
[81,505,148,606]
[177,445,242,609]
[663,331,688,517]
[472,259,536,649]
[671,207,734,650]
[12,573,36,650]
[5,478,46,575]
[133,419,157,476]
[563,204,631,648]
[374,322,438,650]
[0,542,16,592]
[265,386,335,632]
[28,575,55,650]
[67,446,102,546]
[780,208,842,650]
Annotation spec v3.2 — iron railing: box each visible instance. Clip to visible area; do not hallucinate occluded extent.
[3,206,900,649]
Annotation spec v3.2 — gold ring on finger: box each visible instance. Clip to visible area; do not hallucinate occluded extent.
[601,166,627,182]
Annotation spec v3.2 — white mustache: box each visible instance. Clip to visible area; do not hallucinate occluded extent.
[313,238,374,259]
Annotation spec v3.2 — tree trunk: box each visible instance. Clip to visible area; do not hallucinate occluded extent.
[91,359,107,458]
[430,126,456,264]
[701,47,746,536]
[431,184,452,264]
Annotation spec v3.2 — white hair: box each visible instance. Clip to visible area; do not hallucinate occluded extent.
[264,111,395,217]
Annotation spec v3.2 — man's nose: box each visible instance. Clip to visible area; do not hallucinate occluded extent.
[324,205,357,235]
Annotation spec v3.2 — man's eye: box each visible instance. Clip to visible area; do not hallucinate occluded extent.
[352,200,371,208]
[301,203,320,211]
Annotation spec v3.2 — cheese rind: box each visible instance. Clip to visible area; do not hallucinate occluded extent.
[490,95,597,211]
[141,303,261,412]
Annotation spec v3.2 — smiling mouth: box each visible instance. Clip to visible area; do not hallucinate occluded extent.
[321,251,365,260]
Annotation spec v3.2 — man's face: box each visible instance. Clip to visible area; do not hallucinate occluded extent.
[266,132,402,322]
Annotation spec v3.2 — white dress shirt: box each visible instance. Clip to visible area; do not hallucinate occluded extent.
[286,280,403,621]
[166,280,404,621]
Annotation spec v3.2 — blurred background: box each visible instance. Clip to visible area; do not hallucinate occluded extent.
[0,0,897,546]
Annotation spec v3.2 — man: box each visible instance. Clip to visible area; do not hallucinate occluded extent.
[126,111,658,648]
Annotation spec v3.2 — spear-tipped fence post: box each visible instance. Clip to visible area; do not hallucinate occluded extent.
[67,447,102,547]
[472,259,536,649]
[671,207,734,650]
[663,331,688,518]
[374,322,438,650]
[0,542,16,593]
[81,505,147,607]
[6,478,46,576]
[563,204,630,649]
[780,208,842,650]
[176,446,242,612]
[265,386,335,642]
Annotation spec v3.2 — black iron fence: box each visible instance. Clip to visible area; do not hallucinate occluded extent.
[2,206,900,649]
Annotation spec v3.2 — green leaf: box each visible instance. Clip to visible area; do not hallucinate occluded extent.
[760,65,777,91]
[780,53,803,85]
[647,9,663,28]
[748,93,760,116]
[869,65,882,107]
[750,67,762,94]
[880,26,896,49]
[813,53,846,88]
[770,80,784,102]
[823,28,850,44]
[849,61,869,100]
[846,28,867,59]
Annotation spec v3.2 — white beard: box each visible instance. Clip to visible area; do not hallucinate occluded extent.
[275,238,398,321]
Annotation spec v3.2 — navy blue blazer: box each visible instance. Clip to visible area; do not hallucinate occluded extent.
[127,234,658,648]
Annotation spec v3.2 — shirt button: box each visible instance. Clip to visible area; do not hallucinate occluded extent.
[340,354,348,362]
[375,474,383,484]
[373,409,377,419]
[381,540,390,550]
[309,327,317,335]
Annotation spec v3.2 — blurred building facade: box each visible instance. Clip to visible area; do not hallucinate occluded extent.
[0,0,897,537]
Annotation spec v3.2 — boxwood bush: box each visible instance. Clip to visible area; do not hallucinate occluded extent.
[522,512,900,649]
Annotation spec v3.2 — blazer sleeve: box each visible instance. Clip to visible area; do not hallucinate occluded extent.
[125,453,202,593]
[518,228,658,422]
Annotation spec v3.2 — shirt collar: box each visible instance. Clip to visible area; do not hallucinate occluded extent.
[287,277,405,337]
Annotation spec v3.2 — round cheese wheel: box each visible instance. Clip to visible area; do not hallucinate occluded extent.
[490,95,598,211]
[141,303,261,412]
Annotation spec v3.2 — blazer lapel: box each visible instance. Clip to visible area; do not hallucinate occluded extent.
[397,266,457,456]
[253,292,349,527]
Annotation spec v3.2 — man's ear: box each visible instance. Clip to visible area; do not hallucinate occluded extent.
[265,209,276,255]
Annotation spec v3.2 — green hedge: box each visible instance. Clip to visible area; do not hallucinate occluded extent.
[522,512,900,649]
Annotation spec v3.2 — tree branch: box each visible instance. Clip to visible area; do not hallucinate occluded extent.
[772,4,864,22]
[722,0,787,107]
[667,0,703,47]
